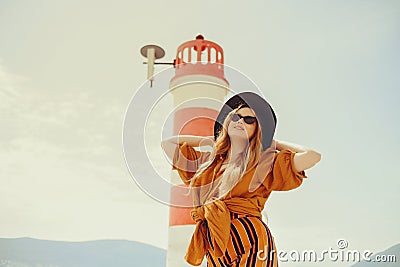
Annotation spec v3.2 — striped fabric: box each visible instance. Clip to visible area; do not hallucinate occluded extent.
[205,212,278,267]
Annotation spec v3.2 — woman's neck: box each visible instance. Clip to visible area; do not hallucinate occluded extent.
[226,138,248,163]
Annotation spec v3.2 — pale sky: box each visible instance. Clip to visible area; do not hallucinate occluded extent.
[1,1,399,266]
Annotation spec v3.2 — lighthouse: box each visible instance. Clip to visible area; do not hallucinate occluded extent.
[167,35,229,267]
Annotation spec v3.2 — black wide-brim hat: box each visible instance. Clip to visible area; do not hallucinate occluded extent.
[214,92,277,150]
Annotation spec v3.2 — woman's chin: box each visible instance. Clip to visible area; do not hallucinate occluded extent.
[229,133,251,141]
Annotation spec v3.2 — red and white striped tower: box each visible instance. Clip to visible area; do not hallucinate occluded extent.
[167,35,229,267]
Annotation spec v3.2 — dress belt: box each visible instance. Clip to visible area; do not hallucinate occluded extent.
[184,197,262,266]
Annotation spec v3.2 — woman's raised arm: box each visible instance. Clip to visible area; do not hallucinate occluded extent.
[161,135,214,160]
[274,139,321,172]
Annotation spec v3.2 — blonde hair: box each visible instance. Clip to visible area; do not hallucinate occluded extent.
[188,106,263,204]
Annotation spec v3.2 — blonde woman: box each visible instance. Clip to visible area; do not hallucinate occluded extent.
[161,92,321,267]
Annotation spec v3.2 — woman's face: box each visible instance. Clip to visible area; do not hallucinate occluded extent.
[227,107,258,140]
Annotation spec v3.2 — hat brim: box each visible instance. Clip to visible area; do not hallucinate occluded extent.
[213,92,277,150]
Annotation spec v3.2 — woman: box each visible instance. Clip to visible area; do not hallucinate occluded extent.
[161,92,321,267]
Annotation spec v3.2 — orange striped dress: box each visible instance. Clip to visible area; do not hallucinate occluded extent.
[205,212,278,267]
[173,142,308,267]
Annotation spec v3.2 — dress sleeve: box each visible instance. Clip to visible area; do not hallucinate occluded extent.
[265,149,308,191]
[172,142,210,185]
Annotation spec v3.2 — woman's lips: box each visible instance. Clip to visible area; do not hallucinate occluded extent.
[233,125,244,130]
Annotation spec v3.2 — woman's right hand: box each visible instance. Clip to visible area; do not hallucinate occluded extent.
[199,136,215,147]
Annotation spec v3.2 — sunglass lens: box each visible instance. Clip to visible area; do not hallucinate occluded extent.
[244,117,257,124]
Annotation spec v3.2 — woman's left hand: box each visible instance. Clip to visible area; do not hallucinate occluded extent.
[269,139,278,151]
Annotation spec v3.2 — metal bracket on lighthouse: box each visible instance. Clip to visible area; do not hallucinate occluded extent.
[140,44,175,87]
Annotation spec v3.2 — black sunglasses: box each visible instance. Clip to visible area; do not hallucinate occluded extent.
[232,113,257,124]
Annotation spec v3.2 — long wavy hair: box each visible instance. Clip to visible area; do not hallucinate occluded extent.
[188,106,263,203]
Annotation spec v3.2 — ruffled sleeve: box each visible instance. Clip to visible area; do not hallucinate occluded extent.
[172,142,211,185]
[265,149,308,191]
